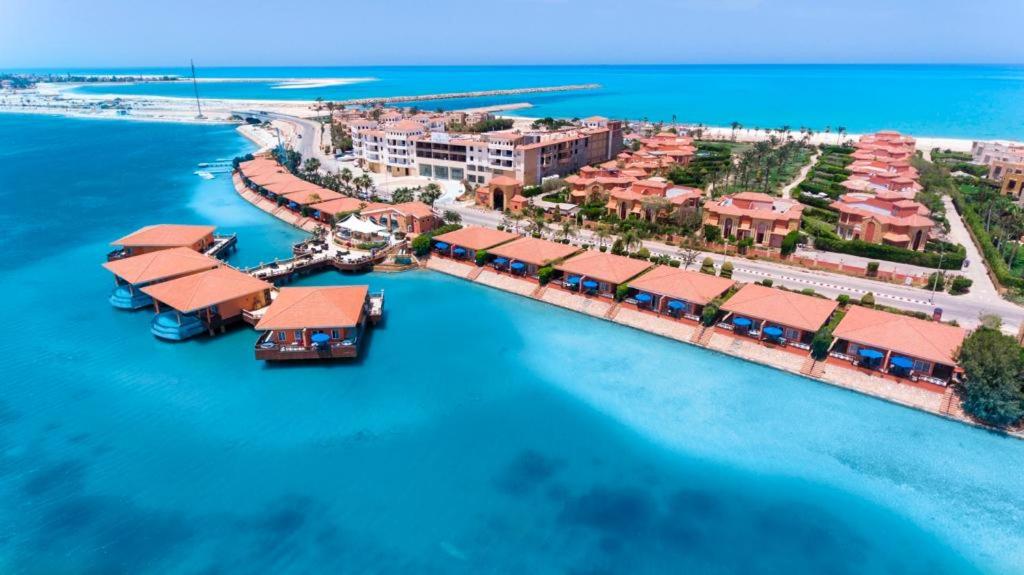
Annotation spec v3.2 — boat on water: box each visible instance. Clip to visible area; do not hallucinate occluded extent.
[195,170,215,180]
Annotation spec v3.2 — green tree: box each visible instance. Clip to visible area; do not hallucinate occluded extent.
[392,187,415,203]
[703,224,722,244]
[411,234,432,255]
[957,328,1024,426]
[780,230,800,256]
[810,327,834,360]
[615,284,630,301]
[443,210,462,224]
[860,292,875,307]
[701,300,721,326]
[419,182,443,206]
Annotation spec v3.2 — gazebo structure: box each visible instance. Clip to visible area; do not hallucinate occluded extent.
[336,214,388,242]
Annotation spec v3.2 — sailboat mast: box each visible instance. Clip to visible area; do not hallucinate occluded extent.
[190,59,205,119]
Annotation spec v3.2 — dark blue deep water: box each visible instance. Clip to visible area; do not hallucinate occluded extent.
[0,114,1022,573]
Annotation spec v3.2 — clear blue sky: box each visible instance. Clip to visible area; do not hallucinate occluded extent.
[3,0,1022,68]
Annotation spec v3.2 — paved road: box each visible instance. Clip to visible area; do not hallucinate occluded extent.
[270,110,1024,332]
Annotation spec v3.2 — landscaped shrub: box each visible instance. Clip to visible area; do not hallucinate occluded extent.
[810,327,833,360]
[703,224,722,244]
[837,294,850,306]
[866,261,880,277]
[761,278,774,287]
[801,288,816,296]
[780,230,800,256]
[599,245,608,252]
[700,257,716,275]
[701,301,720,326]
[668,259,681,268]
[635,247,651,259]
[537,266,555,285]
[950,187,1024,290]
[611,239,626,255]
[927,271,946,292]
[475,250,488,266]
[812,235,965,270]
[719,261,734,279]
[861,292,875,307]
[949,275,973,295]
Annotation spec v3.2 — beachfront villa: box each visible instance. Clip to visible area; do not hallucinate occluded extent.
[254,286,383,361]
[431,226,519,260]
[719,284,838,346]
[108,224,217,261]
[565,166,639,204]
[308,197,371,225]
[605,180,703,222]
[102,247,222,310]
[830,305,966,384]
[361,201,439,234]
[141,267,273,340]
[486,236,582,278]
[553,251,653,297]
[702,192,804,247]
[832,192,935,250]
[625,266,735,319]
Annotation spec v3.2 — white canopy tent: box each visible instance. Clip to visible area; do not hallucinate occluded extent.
[336,214,386,237]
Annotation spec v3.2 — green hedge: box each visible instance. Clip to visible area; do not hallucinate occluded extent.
[812,235,965,270]
[950,188,1024,289]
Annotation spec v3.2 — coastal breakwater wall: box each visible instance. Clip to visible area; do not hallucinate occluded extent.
[329,84,601,106]
[423,257,1007,437]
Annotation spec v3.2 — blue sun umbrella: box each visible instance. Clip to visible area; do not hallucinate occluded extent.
[732,317,752,327]
[510,262,526,271]
[311,333,330,344]
[565,276,581,285]
[635,293,653,303]
[858,348,884,360]
[763,326,783,338]
[453,247,467,256]
[582,280,599,290]
[493,257,509,265]
[434,242,450,250]
[890,356,914,369]
[667,300,684,311]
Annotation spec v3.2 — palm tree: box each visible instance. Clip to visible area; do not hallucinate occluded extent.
[340,167,353,190]
[595,224,612,248]
[836,126,847,145]
[558,220,577,243]
[510,211,525,233]
[730,121,742,141]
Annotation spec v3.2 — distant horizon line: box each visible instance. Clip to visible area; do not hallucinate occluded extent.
[3,62,1023,71]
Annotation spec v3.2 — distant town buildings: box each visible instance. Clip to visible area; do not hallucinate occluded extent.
[971,140,1024,180]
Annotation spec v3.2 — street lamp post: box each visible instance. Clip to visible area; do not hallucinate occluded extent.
[930,235,946,304]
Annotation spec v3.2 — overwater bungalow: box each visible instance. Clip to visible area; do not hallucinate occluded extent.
[554,251,653,297]
[102,247,222,310]
[719,284,838,347]
[108,224,216,261]
[831,305,965,385]
[431,226,519,261]
[140,267,273,341]
[625,265,735,319]
[309,197,368,224]
[253,286,384,361]
[486,236,581,278]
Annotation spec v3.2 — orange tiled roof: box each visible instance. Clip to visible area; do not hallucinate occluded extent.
[489,175,521,187]
[111,224,215,248]
[102,247,221,285]
[310,197,368,216]
[555,251,653,285]
[255,286,368,330]
[140,267,271,313]
[833,305,965,366]
[282,187,345,206]
[628,266,735,305]
[432,226,519,251]
[488,237,582,266]
[721,284,838,333]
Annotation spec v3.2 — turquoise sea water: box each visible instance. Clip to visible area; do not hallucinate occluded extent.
[30,64,1024,140]
[1,113,1024,573]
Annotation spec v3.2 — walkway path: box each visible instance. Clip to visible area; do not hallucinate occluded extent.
[780,151,819,199]
[941,195,1000,302]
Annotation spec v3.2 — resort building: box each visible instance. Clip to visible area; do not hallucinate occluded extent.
[238,157,341,214]
[554,251,653,297]
[141,267,273,341]
[254,286,383,361]
[565,166,638,204]
[474,175,523,211]
[842,131,921,196]
[347,112,624,186]
[720,284,838,346]
[280,187,346,214]
[989,160,1024,184]
[625,266,735,319]
[108,224,217,261]
[1002,170,1024,201]
[702,192,803,247]
[971,140,1024,170]
[605,181,702,221]
[486,237,582,278]
[831,192,934,250]
[831,305,965,384]
[361,201,439,234]
[309,197,372,224]
[102,247,222,310]
[431,226,519,260]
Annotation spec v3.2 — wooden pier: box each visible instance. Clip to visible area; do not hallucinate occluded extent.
[204,233,238,259]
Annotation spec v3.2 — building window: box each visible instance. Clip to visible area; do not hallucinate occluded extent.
[331,329,340,339]
[277,332,286,342]
[452,168,464,180]
[294,330,302,341]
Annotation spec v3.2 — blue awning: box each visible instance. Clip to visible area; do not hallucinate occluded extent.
[510,262,526,270]
[667,300,684,310]
[890,356,914,369]
[313,210,321,218]
[763,326,783,338]
[566,276,581,285]
[288,201,299,209]
[434,242,450,250]
[453,247,467,255]
[311,333,330,344]
[635,293,653,303]
[732,317,752,327]
[858,348,884,360]
[582,280,599,289]
[493,257,509,265]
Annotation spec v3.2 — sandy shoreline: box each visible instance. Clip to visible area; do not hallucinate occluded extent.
[3,85,1019,148]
